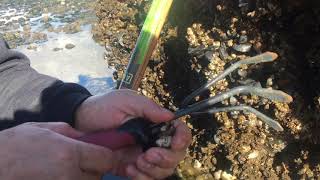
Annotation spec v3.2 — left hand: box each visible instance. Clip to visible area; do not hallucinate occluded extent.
[74,89,192,179]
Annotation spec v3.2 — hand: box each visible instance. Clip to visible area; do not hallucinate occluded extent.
[75,89,174,132]
[0,122,114,180]
[75,90,192,179]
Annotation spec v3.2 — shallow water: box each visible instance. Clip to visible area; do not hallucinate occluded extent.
[0,0,115,95]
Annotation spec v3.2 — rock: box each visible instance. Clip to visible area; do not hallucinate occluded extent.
[53,47,63,51]
[63,22,81,34]
[248,150,259,159]
[193,160,202,169]
[27,44,37,51]
[65,43,75,49]
[31,32,48,43]
[214,170,222,179]
[221,171,236,180]
[239,35,248,44]
[229,96,238,106]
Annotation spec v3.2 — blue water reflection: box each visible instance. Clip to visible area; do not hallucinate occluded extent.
[78,75,115,95]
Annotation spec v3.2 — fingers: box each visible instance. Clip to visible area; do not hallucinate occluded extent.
[136,155,175,179]
[126,165,153,180]
[24,122,83,138]
[134,121,191,179]
[76,141,115,174]
[115,90,175,123]
[171,120,192,151]
[144,148,185,169]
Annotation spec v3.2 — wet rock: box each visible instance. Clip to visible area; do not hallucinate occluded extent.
[31,32,48,43]
[27,44,37,51]
[65,43,75,49]
[63,22,81,34]
[53,47,63,51]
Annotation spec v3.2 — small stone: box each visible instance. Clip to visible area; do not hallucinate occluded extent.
[213,41,221,48]
[65,43,75,49]
[141,90,147,96]
[240,145,251,154]
[248,150,259,159]
[239,35,248,44]
[230,96,237,105]
[227,40,233,47]
[53,47,63,51]
[266,77,273,87]
[193,160,202,169]
[27,44,37,51]
[214,170,222,180]
[221,171,236,180]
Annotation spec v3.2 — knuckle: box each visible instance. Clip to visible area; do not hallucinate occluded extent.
[57,123,72,130]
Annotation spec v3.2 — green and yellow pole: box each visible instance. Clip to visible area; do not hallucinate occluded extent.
[119,0,173,90]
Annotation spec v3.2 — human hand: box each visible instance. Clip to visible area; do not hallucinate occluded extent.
[75,89,174,132]
[75,90,192,179]
[0,122,114,180]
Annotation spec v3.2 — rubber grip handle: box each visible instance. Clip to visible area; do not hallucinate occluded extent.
[77,130,136,150]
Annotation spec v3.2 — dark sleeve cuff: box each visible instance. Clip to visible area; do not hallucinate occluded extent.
[40,82,92,126]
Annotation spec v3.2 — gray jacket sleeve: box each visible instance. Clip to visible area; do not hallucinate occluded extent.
[0,38,92,130]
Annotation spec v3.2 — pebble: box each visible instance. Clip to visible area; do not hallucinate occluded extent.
[227,40,233,47]
[240,145,251,154]
[213,41,221,48]
[142,89,147,96]
[221,171,236,180]
[229,96,237,105]
[237,69,248,77]
[248,150,259,159]
[193,160,202,169]
[266,77,273,87]
[65,43,75,49]
[27,44,37,51]
[214,170,222,179]
[239,34,248,43]
[53,47,63,51]
[232,43,252,53]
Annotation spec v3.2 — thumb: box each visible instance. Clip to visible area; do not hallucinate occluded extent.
[119,90,175,123]
[24,122,83,138]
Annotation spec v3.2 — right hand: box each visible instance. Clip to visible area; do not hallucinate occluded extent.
[0,122,115,180]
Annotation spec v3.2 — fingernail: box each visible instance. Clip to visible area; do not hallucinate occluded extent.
[149,152,163,163]
[161,107,173,114]
[143,161,154,169]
